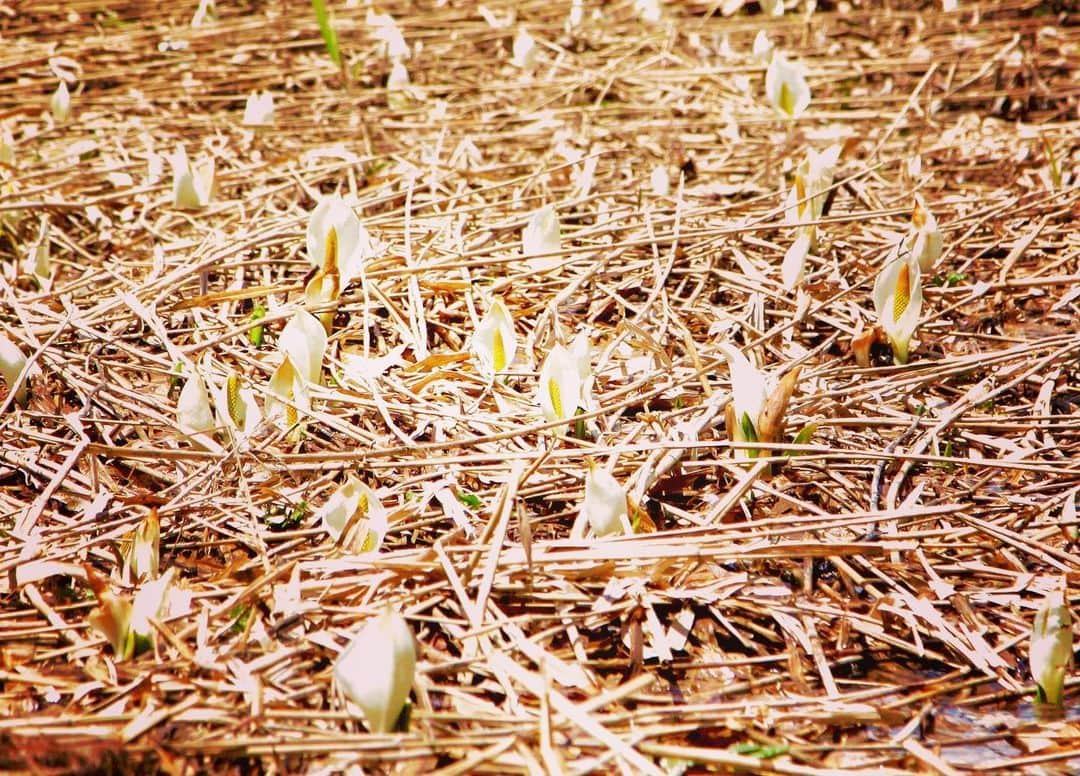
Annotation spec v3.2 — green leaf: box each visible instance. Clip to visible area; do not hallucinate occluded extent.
[248,303,266,347]
[785,422,817,456]
[730,742,789,759]
[311,0,342,68]
[457,491,483,509]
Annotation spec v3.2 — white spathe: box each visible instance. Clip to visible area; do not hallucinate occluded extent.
[264,356,311,437]
[752,30,774,64]
[1030,588,1072,706]
[387,61,411,110]
[334,608,416,733]
[306,195,372,287]
[583,464,628,537]
[873,256,923,365]
[902,196,943,272]
[177,374,216,434]
[511,28,539,70]
[472,297,517,376]
[0,334,30,406]
[279,310,328,385]
[170,145,215,209]
[50,81,71,123]
[717,343,768,448]
[765,55,810,119]
[650,164,671,196]
[242,91,274,126]
[522,205,561,269]
[537,343,581,424]
[316,474,387,552]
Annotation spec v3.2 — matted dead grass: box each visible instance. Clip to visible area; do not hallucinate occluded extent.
[1,0,1078,773]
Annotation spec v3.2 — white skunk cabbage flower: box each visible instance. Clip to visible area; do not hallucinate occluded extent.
[718,343,801,457]
[718,343,768,456]
[0,123,14,165]
[873,256,923,365]
[511,28,538,70]
[765,55,810,119]
[242,91,274,126]
[170,145,214,209]
[522,205,561,270]
[317,474,387,553]
[88,569,174,661]
[781,230,813,291]
[264,356,311,440]
[306,195,371,288]
[0,334,30,407]
[902,195,943,272]
[177,373,216,435]
[1031,588,1072,706]
[582,462,629,537]
[50,81,71,124]
[26,217,50,287]
[124,511,160,582]
[634,0,662,23]
[216,372,262,436]
[368,11,409,60]
[386,61,411,110]
[752,30,774,63]
[760,0,785,16]
[334,607,416,733]
[781,145,840,289]
[279,310,327,385]
[537,343,582,424]
[567,0,584,29]
[650,164,670,196]
[472,297,517,377]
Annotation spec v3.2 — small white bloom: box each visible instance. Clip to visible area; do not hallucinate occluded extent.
[170,144,214,209]
[387,61,411,110]
[317,474,387,552]
[522,205,561,270]
[214,372,262,436]
[264,356,311,439]
[130,570,174,640]
[242,91,274,126]
[942,0,957,11]
[873,256,923,365]
[902,195,943,272]
[781,230,813,291]
[279,310,327,385]
[177,374,216,434]
[1030,588,1072,706]
[306,195,372,288]
[567,0,584,29]
[765,55,811,119]
[537,343,582,424]
[582,463,629,537]
[367,11,409,60]
[511,28,538,70]
[569,331,592,382]
[25,218,50,286]
[650,164,670,197]
[472,297,517,377]
[50,81,71,124]
[0,124,14,165]
[717,343,768,453]
[125,511,160,582]
[634,0,662,23]
[752,30,774,63]
[760,0,785,16]
[0,334,30,407]
[334,608,416,733]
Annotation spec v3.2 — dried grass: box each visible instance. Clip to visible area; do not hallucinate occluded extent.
[1,0,1078,773]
